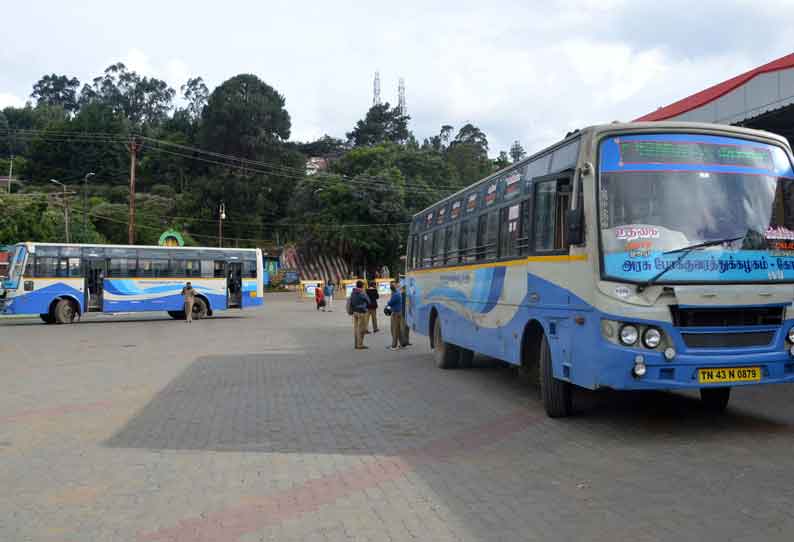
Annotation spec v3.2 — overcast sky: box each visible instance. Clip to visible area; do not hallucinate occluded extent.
[1,0,793,156]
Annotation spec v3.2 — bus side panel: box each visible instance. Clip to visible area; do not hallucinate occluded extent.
[242,278,264,308]
[3,278,84,316]
[103,278,227,313]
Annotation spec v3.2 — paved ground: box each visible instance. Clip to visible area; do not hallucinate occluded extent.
[2,293,794,542]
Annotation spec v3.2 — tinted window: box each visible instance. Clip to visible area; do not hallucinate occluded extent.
[172,259,201,277]
[433,229,444,266]
[34,257,58,277]
[550,140,580,172]
[139,259,169,277]
[421,233,432,267]
[518,199,532,255]
[534,181,556,251]
[500,204,521,258]
[243,260,257,278]
[476,215,488,260]
[109,258,137,277]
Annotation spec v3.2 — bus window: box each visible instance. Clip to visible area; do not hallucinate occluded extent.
[34,257,58,277]
[200,260,214,278]
[486,211,499,259]
[109,258,136,277]
[172,259,201,277]
[518,199,532,255]
[139,258,169,278]
[433,229,443,267]
[410,234,419,270]
[476,215,488,261]
[444,225,455,265]
[467,219,479,262]
[421,233,432,268]
[534,179,571,251]
[534,181,557,251]
[243,259,257,278]
[500,204,520,258]
[214,261,226,278]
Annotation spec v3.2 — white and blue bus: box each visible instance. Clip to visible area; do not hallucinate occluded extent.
[0,243,264,323]
[406,122,794,417]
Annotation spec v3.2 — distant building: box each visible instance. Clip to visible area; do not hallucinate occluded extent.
[306,157,329,176]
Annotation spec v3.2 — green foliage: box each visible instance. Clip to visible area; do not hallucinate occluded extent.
[201,74,291,159]
[510,140,526,163]
[31,74,81,113]
[0,195,58,244]
[346,103,410,147]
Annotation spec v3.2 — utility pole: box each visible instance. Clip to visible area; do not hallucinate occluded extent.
[83,172,95,241]
[7,156,12,194]
[218,202,226,247]
[50,179,70,243]
[128,138,141,245]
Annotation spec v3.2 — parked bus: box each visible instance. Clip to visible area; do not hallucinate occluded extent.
[0,243,264,323]
[405,121,794,417]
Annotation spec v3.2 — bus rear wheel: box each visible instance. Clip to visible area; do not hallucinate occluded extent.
[54,299,77,324]
[700,387,730,412]
[539,334,572,417]
[192,298,209,320]
[40,313,55,324]
[432,317,459,369]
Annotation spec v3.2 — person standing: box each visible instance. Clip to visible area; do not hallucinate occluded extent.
[399,280,411,347]
[349,280,370,349]
[365,280,379,333]
[386,281,404,350]
[181,281,196,324]
[324,281,335,312]
[315,284,326,311]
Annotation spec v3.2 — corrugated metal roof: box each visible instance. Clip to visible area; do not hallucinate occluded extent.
[636,53,794,121]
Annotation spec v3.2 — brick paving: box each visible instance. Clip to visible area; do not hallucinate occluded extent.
[2,294,794,541]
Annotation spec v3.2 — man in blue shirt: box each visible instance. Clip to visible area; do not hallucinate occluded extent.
[350,280,370,349]
[386,281,403,350]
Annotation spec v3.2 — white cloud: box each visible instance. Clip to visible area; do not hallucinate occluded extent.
[0,93,25,109]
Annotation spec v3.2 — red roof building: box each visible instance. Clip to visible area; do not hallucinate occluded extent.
[636,52,794,143]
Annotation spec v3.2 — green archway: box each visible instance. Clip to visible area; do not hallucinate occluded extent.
[158,229,185,247]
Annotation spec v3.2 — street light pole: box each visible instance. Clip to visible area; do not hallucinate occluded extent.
[219,202,226,248]
[83,172,95,241]
[50,179,70,243]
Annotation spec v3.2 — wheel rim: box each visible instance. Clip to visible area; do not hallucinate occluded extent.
[63,305,74,320]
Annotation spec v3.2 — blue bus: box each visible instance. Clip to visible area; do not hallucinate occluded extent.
[406,122,794,417]
[0,243,264,323]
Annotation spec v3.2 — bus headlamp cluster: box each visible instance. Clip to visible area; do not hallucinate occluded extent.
[603,319,667,351]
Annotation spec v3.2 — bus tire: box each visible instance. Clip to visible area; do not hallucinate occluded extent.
[192,297,209,320]
[433,317,459,369]
[539,334,572,417]
[167,311,186,320]
[40,313,55,324]
[459,348,474,369]
[54,299,77,325]
[700,387,730,412]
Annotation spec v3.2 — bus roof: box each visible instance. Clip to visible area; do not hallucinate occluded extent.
[412,121,791,219]
[17,242,260,253]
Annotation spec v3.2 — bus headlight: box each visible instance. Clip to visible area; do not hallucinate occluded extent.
[642,328,662,349]
[788,327,794,343]
[619,324,639,346]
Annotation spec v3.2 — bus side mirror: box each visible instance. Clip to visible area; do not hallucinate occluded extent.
[566,208,584,246]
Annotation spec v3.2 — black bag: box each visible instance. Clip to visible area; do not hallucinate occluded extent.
[384,306,392,317]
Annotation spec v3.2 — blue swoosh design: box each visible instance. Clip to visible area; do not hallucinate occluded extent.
[426,267,506,314]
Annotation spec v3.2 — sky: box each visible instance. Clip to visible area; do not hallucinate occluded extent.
[1,0,794,156]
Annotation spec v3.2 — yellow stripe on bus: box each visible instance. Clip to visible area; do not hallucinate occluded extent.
[410,254,587,275]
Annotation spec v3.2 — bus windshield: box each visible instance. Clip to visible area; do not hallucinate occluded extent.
[599,133,794,284]
[4,245,27,289]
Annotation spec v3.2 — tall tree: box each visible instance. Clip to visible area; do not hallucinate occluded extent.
[180,77,209,121]
[200,74,291,159]
[510,140,526,163]
[446,123,492,184]
[347,103,410,147]
[79,63,175,127]
[31,74,81,113]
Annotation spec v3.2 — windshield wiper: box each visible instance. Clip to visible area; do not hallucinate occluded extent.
[635,235,744,293]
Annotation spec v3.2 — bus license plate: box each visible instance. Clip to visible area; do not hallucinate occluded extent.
[698,367,761,384]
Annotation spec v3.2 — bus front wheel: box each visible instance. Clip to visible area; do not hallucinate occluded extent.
[700,387,730,412]
[54,299,77,324]
[433,317,459,369]
[539,334,572,417]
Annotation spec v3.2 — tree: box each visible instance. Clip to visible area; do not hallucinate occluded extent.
[180,77,209,121]
[510,140,526,163]
[79,63,175,127]
[493,151,510,170]
[0,195,58,244]
[446,123,492,184]
[31,74,81,113]
[201,74,291,159]
[297,135,347,157]
[347,103,410,147]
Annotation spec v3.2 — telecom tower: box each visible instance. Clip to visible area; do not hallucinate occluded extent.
[373,71,382,106]
[398,77,407,116]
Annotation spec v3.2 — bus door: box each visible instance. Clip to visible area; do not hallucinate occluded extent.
[227,262,243,308]
[84,259,107,312]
